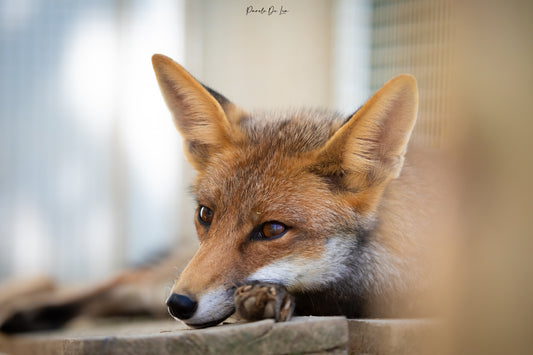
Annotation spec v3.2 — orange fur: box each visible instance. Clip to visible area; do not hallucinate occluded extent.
[151,54,447,327]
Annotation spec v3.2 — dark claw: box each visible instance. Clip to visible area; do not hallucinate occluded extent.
[234,283,294,322]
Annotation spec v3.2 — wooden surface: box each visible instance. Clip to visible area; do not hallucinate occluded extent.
[0,317,440,354]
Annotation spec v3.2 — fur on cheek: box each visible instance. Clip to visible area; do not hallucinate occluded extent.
[245,236,354,292]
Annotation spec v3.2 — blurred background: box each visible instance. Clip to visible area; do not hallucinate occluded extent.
[0,0,454,283]
[1,0,533,352]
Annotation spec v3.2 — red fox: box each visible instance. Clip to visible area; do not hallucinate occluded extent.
[0,54,451,333]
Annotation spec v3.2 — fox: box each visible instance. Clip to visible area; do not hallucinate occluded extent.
[0,54,450,333]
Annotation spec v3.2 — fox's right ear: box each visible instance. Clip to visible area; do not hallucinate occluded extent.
[152,54,240,170]
[314,74,418,213]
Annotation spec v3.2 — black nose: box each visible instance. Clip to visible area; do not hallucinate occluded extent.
[166,293,198,320]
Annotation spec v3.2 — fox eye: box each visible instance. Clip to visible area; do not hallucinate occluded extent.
[198,205,214,225]
[261,222,287,239]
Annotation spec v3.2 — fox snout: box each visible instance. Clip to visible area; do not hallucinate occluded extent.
[165,286,236,328]
[165,242,240,327]
[166,294,197,320]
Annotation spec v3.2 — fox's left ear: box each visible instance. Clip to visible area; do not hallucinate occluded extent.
[152,54,243,171]
[316,74,418,194]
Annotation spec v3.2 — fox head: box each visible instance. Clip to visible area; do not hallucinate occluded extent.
[152,54,418,327]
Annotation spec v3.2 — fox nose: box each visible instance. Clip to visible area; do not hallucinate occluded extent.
[166,293,198,320]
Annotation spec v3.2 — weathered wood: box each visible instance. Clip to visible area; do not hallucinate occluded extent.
[0,316,349,355]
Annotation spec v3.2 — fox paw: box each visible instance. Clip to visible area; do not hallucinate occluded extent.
[234,283,294,322]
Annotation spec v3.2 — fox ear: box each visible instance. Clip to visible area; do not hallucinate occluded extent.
[152,54,237,170]
[316,74,418,192]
